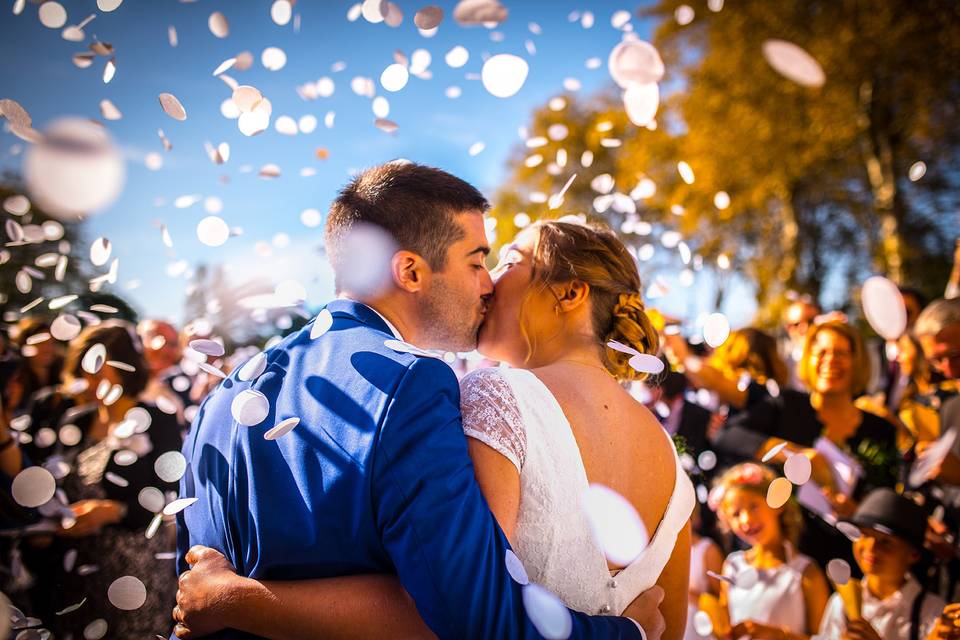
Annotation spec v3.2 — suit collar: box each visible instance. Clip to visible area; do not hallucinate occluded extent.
[324,298,402,340]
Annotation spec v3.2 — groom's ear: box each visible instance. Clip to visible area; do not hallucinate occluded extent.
[391,250,431,292]
[553,280,590,312]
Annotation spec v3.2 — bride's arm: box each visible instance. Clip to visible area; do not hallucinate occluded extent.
[457,369,526,545]
[465,438,521,544]
[174,546,434,640]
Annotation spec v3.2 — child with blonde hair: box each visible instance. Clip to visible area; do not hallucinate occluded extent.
[708,463,830,639]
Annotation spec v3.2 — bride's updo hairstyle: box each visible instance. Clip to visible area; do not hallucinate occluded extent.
[522,220,659,380]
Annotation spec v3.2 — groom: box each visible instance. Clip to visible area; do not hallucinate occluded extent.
[175,162,660,638]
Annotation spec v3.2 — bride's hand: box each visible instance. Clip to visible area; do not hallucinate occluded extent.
[622,585,666,640]
[173,545,243,639]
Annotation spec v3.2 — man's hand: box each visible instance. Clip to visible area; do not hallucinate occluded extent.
[173,545,242,639]
[824,490,858,519]
[844,619,884,640]
[622,585,665,640]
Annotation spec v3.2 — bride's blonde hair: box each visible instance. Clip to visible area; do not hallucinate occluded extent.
[518,220,659,380]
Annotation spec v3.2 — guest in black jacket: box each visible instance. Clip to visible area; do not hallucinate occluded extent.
[653,370,712,459]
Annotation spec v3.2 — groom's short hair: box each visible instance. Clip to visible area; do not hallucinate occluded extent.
[325,161,489,274]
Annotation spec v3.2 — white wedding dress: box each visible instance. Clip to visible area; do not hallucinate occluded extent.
[460,366,696,615]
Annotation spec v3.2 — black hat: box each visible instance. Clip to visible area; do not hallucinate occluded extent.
[839,488,928,551]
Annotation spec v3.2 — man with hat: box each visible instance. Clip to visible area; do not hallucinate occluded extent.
[817,489,947,640]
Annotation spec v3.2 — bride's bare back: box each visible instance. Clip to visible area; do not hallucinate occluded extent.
[528,363,690,640]
[533,364,680,561]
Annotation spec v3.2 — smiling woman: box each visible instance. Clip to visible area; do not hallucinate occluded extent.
[715,320,901,570]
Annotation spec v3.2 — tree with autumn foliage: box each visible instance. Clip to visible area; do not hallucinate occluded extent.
[492,0,959,323]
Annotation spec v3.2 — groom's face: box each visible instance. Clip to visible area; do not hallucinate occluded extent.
[417,211,493,352]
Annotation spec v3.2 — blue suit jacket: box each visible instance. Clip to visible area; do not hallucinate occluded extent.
[177,299,641,639]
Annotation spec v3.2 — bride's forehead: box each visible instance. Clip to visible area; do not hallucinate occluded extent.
[509,228,539,251]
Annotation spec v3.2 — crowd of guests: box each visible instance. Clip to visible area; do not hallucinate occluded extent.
[641,288,960,640]
[0,272,957,638]
[0,316,233,636]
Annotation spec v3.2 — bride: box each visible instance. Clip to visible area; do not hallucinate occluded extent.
[174,220,694,639]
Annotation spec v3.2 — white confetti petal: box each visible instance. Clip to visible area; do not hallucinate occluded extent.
[81,343,107,374]
[155,451,187,483]
[481,54,528,98]
[583,483,648,565]
[693,610,714,637]
[107,576,147,611]
[238,352,268,381]
[39,1,68,28]
[208,11,229,38]
[262,46,287,71]
[162,497,199,516]
[505,549,529,585]
[608,40,664,88]
[762,39,825,88]
[861,276,906,341]
[264,417,300,440]
[761,440,788,463]
[784,452,812,485]
[826,558,851,585]
[270,0,292,25]
[196,216,230,247]
[521,583,572,640]
[702,313,730,348]
[159,93,187,121]
[311,309,334,339]
[12,466,56,507]
[83,618,108,640]
[231,389,270,426]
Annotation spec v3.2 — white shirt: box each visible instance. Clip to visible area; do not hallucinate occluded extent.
[817,574,945,640]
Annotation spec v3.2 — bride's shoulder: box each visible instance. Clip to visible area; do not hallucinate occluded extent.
[459,366,524,394]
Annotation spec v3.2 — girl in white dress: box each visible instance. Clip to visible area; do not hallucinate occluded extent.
[460,220,695,638]
[707,463,830,639]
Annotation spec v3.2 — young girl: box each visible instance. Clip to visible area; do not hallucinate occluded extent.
[709,463,830,639]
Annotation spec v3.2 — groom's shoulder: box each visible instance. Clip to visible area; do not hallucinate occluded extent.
[283,312,458,393]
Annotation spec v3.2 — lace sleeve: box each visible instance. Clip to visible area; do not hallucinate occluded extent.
[459,368,526,472]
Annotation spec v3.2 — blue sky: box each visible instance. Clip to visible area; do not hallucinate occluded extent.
[1,0,757,331]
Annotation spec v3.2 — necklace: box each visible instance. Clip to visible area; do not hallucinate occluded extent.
[555,359,616,379]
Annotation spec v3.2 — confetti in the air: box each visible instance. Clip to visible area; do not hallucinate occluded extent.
[861,276,907,340]
[583,483,649,566]
[107,576,147,610]
[766,476,793,509]
[521,583,572,640]
[783,452,812,485]
[231,389,271,426]
[482,54,529,98]
[762,40,826,88]
[264,417,301,440]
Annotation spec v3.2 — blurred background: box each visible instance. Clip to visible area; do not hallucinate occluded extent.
[1,0,954,349]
